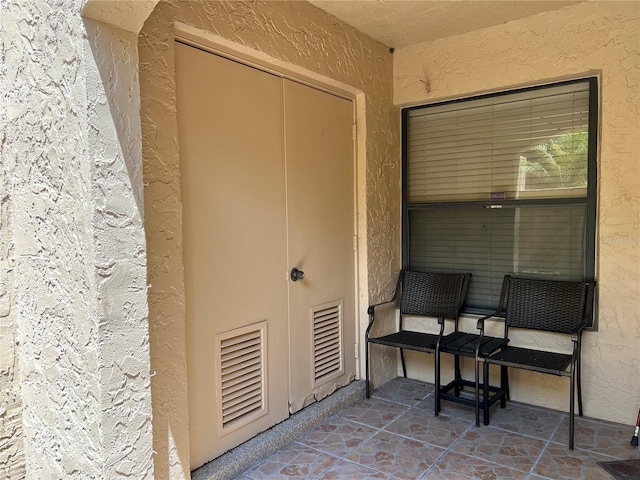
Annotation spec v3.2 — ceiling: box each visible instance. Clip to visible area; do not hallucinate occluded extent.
[307,1,582,48]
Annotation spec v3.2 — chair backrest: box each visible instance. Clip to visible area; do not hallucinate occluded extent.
[399,270,470,320]
[503,276,594,334]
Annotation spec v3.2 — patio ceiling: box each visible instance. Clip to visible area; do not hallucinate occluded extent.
[307,0,583,48]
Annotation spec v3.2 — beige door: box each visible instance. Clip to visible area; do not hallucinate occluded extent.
[284,80,357,413]
[176,43,357,468]
[175,42,289,469]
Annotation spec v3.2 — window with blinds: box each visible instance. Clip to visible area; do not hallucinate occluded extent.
[402,78,597,318]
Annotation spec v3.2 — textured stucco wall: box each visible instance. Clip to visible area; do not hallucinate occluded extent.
[394,1,640,424]
[139,1,399,477]
[0,61,25,478]
[85,18,155,479]
[1,2,23,475]
[0,5,23,471]
[2,1,155,478]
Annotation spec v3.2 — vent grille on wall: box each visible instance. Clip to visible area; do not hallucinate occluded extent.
[217,322,267,433]
[313,301,343,384]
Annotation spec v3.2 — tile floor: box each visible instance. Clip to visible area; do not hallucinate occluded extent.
[234,377,640,479]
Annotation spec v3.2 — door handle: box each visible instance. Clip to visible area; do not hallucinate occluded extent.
[290,268,305,281]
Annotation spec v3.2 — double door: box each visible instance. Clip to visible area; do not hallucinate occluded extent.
[175,42,356,469]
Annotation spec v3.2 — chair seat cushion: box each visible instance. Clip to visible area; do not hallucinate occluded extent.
[369,331,439,353]
[441,332,508,356]
[485,346,572,376]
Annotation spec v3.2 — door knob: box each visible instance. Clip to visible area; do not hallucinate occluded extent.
[290,268,305,281]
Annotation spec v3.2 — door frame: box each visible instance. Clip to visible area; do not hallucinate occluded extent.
[173,21,369,381]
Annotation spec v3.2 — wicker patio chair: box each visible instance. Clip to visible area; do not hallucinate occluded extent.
[365,270,470,416]
[476,275,595,450]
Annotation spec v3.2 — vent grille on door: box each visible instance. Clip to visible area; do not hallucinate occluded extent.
[313,301,343,384]
[216,322,267,433]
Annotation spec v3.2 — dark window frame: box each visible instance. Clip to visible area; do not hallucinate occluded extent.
[401,77,598,327]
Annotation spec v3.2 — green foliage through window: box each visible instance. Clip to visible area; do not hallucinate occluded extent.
[521,129,588,190]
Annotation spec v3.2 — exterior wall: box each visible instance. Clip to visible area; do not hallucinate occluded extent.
[0,86,24,479]
[1,1,155,478]
[139,1,399,478]
[85,19,155,480]
[394,1,640,424]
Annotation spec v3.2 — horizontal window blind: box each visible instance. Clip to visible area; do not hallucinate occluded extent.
[407,82,590,204]
[408,204,586,309]
[403,79,597,315]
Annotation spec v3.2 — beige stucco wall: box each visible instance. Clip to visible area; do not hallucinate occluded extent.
[0,75,24,478]
[85,18,156,479]
[139,1,399,478]
[2,1,155,478]
[394,1,640,424]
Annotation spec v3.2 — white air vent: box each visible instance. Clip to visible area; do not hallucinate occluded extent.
[216,322,267,434]
[313,301,343,384]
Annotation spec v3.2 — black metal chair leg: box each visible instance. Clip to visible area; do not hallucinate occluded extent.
[576,353,583,416]
[500,365,507,407]
[365,340,371,399]
[454,355,461,396]
[400,348,407,377]
[435,350,441,416]
[483,361,490,426]
[475,358,481,427]
[570,367,576,450]
[502,365,510,401]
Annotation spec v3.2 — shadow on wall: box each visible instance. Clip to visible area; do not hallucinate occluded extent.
[82,0,190,479]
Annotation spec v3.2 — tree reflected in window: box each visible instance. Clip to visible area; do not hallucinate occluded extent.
[520,129,588,193]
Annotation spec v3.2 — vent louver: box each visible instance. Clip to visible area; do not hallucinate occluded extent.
[313,302,343,383]
[218,325,266,431]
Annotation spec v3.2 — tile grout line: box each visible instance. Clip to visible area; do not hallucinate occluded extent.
[528,417,562,477]
[377,389,481,479]
[418,419,477,479]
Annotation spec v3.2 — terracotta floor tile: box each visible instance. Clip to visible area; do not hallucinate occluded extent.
[486,403,564,441]
[420,451,528,479]
[552,416,640,459]
[414,397,478,424]
[346,430,445,479]
[451,426,546,473]
[296,416,377,457]
[533,442,619,479]
[371,376,435,406]
[337,397,409,429]
[384,407,473,449]
[315,460,394,479]
[242,442,338,479]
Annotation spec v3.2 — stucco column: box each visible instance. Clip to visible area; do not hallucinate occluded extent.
[2,1,154,478]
